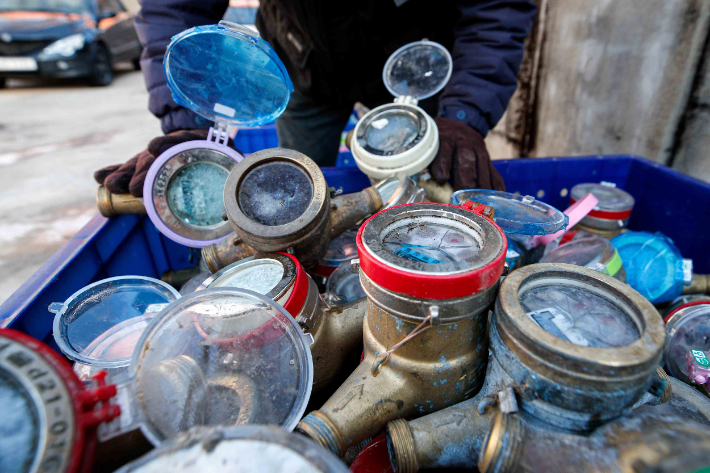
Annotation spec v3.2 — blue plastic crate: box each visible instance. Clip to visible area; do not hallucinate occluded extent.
[232,125,280,154]
[2,155,709,350]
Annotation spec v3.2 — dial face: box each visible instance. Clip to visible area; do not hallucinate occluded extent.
[0,370,40,473]
[238,161,313,226]
[168,161,230,228]
[519,284,640,348]
[381,216,482,269]
[362,112,420,155]
[666,307,710,380]
[211,260,286,295]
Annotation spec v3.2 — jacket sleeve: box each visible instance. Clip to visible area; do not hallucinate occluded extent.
[438,0,537,136]
[135,0,229,134]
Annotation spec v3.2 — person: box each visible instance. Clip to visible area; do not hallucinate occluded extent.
[95,0,537,196]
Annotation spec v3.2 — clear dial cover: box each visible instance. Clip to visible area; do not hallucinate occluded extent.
[665,306,710,381]
[520,284,640,348]
[383,40,452,100]
[130,288,312,444]
[571,183,635,211]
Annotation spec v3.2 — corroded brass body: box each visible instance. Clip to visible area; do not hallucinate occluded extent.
[200,234,258,273]
[97,186,146,217]
[386,264,678,472]
[683,273,710,295]
[160,266,202,289]
[307,297,367,392]
[297,271,496,456]
[223,148,383,270]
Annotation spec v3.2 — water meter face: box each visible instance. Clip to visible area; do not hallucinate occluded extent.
[167,159,230,228]
[203,254,297,302]
[130,288,313,444]
[326,264,365,304]
[519,284,640,348]
[0,369,40,473]
[380,215,482,269]
[665,305,710,381]
[238,161,314,226]
[358,108,426,156]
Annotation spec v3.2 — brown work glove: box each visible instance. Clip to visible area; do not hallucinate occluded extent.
[430,117,505,191]
[94,129,237,197]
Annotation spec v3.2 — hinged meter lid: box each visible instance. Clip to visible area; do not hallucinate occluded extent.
[165,21,294,127]
[612,231,691,304]
[451,189,568,235]
[383,40,452,100]
[129,288,312,445]
[50,276,179,374]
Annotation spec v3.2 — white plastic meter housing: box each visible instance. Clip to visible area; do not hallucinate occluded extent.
[351,40,452,180]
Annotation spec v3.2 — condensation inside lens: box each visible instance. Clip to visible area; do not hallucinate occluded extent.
[0,370,39,473]
[168,162,229,227]
[238,161,313,226]
[212,261,285,295]
[519,284,639,348]
[381,216,481,268]
[362,113,419,154]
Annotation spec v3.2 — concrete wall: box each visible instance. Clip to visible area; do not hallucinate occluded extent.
[122,0,140,13]
[486,0,710,183]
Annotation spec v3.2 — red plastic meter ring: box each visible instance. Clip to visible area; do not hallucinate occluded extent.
[356,203,507,300]
[0,328,120,473]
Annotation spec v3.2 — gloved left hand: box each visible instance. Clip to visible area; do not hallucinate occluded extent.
[430,117,505,191]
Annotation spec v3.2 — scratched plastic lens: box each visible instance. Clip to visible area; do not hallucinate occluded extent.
[238,161,313,226]
[381,216,481,266]
[168,162,229,227]
[363,113,419,154]
[519,284,639,348]
[210,260,285,295]
[0,371,39,473]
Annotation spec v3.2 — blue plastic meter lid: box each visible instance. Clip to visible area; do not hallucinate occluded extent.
[451,189,568,236]
[612,231,692,304]
[164,21,294,127]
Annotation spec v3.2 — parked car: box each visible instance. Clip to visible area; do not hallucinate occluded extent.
[0,0,141,87]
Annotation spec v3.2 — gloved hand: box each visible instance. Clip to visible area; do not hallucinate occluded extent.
[430,117,505,191]
[95,129,236,197]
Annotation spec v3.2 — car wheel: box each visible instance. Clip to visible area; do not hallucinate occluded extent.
[89,44,113,86]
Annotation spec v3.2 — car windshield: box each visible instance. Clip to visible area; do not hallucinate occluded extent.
[0,0,87,13]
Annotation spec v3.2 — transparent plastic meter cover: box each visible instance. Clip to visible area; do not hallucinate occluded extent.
[51,276,180,379]
[238,161,314,226]
[359,108,426,156]
[540,235,621,276]
[451,189,567,236]
[326,264,365,304]
[519,284,640,348]
[571,183,635,212]
[383,40,453,100]
[0,369,40,472]
[164,22,293,127]
[612,231,689,304]
[209,259,286,295]
[665,305,710,381]
[129,288,312,444]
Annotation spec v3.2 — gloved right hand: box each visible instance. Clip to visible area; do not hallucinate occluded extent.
[94,129,236,197]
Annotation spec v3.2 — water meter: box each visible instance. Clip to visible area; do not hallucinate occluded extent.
[223,148,384,269]
[196,254,367,391]
[351,40,452,179]
[540,233,625,281]
[0,328,120,473]
[326,263,366,304]
[298,202,507,456]
[117,425,348,473]
[100,288,313,447]
[664,300,710,387]
[570,182,634,238]
[142,21,293,247]
[49,276,180,380]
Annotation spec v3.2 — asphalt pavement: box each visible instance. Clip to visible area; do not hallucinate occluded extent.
[0,65,162,303]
